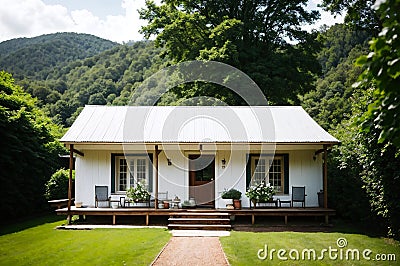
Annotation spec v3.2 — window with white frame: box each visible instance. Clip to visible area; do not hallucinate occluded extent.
[251,155,284,194]
[115,156,150,192]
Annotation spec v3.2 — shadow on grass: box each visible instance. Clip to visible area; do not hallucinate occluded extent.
[0,213,66,236]
[231,216,386,238]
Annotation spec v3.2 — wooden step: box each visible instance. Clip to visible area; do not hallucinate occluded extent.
[169,212,229,218]
[168,218,230,224]
[168,224,232,230]
[168,211,231,230]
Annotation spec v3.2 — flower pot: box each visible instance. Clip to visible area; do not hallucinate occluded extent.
[233,199,241,209]
[135,202,148,207]
[221,198,233,208]
[163,201,170,209]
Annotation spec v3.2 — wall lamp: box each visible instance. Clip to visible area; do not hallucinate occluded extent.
[167,158,172,165]
[222,158,226,168]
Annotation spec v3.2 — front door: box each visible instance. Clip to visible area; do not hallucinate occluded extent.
[189,154,215,207]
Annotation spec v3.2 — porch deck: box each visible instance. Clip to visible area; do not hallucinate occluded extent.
[55,207,336,226]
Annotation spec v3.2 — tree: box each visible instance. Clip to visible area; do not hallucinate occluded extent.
[321,0,381,34]
[0,71,65,221]
[356,0,400,147]
[139,0,321,105]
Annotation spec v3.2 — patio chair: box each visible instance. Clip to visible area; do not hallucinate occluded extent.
[95,185,111,208]
[291,186,306,208]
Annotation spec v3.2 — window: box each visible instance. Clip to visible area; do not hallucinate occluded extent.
[115,156,150,192]
[251,155,284,194]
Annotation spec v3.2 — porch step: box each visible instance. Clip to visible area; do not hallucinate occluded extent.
[168,224,232,230]
[168,212,231,230]
[169,212,229,217]
[168,218,230,225]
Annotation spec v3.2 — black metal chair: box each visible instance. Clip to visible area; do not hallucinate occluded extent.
[95,185,111,208]
[291,186,306,208]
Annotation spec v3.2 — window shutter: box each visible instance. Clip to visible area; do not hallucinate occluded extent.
[246,154,251,188]
[111,154,116,193]
[283,154,289,194]
[148,153,153,192]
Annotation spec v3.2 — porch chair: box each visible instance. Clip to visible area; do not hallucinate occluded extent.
[291,186,306,208]
[95,185,111,208]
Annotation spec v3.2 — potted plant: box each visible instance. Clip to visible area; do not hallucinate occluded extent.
[246,182,275,208]
[221,188,242,209]
[126,181,150,206]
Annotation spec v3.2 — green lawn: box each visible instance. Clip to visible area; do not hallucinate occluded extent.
[220,231,400,265]
[0,215,170,266]
[2,216,399,266]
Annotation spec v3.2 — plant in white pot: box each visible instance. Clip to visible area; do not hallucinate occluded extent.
[221,188,242,209]
[126,181,150,207]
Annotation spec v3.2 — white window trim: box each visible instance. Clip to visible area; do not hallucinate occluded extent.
[251,155,285,194]
[115,156,149,193]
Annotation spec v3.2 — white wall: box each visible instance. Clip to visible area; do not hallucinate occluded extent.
[279,150,323,207]
[75,150,111,207]
[75,148,324,208]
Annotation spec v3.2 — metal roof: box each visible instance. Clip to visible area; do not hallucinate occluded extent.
[60,105,339,144]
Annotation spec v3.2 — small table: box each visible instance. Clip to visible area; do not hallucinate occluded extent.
[279,199,291,207]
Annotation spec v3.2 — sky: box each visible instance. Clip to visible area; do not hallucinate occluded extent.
[0,0,344,44]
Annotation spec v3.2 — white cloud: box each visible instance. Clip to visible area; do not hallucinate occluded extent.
[0,0,344,44]
[0,0,147,43]
[303,0,345,31]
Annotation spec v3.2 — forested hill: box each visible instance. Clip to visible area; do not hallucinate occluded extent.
[18,40,168,126]
[0,32,118,80]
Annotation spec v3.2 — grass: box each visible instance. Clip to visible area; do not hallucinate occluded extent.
[2,215,399,265]
[0,215,170,266]
[220,231,400,265]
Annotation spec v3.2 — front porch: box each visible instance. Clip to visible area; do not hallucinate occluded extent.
[56,206,336,227]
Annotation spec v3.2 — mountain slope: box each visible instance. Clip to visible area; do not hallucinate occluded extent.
[0,32,118,80]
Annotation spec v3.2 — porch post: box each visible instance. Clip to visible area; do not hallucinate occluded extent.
[154,145,159,210]
[67,144,74,224]
[323,144,328,209]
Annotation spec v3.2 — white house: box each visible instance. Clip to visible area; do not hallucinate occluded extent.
[61,105,339,209]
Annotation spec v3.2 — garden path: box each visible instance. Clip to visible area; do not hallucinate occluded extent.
[151,236,229,266]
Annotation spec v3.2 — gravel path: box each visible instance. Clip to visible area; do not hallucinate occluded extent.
[151,237,229,266]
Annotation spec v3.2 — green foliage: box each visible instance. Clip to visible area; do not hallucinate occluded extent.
[0,71,65,221]
[303,19,400,239]
[316,24,370,73]
[140,0,321,105]
[301,21,400,239]
[126,181,151,202]
[344,1,400,239]
[0,33,117,80]
[321,0,381,34]
[221,188,242,200]
[5,40,169,126]
[356,0,400,147]
[301,43,368,131]
[246,182,275,202]
[44,169,75,200]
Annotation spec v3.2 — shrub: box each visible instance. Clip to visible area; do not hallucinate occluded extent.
[221,188,242,200]
[45,169,74,200]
